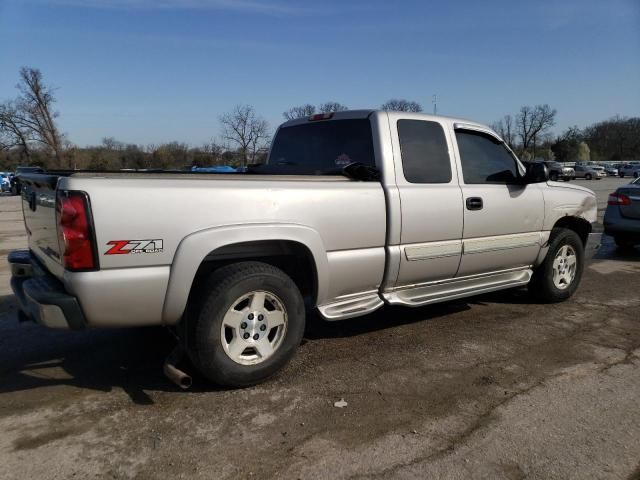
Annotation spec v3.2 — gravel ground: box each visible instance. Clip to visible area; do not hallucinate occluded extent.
[0,178,639,480]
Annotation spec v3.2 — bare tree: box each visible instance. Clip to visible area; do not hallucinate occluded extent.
[220,105,270,167]
[282,104,316,121]
[0,100,32,159]
[491,114,516,149]
[318,101,348,113]
[381,99,423,112]
[14,67,64,164]
[516,104,556,157]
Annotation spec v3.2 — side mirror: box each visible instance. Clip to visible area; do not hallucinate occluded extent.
[522,162,549,183]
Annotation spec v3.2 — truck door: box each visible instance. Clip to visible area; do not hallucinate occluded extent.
[388,114,465,287]
[453,126,544,276]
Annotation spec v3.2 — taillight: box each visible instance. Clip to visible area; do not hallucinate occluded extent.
[56,191,97,270]
[607,192,631,206]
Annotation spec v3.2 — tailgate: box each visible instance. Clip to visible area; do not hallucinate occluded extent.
[19,173,65,279]
[619,186,640,220]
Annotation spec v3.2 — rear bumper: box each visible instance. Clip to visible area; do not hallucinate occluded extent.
[9,250,86,330]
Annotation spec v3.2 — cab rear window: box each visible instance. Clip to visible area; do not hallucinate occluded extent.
[264,119,375,175]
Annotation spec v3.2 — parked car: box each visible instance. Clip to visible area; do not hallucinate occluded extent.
[544,161,575,181]
[0,173,12,192]
[10,166,43,195]
[574,164,605,180]
[191,166,237,173]
[604,176,640,249]
[604,165,619,176]
[9,110,599,388]
[619,163,640,178]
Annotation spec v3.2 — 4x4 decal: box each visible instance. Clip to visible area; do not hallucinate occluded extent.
[105,239,163,255]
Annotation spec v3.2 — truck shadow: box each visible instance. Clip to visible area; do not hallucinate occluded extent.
[0,294,179,405]
[304,301,472,340]
[0,293,476,403]
[1,234,632,404]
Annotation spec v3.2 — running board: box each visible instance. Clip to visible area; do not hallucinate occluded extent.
[317,292,384,321]
[383,268,533,307]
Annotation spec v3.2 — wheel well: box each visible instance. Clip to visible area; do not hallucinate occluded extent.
[552,216,592,246]
[190,240,318,304]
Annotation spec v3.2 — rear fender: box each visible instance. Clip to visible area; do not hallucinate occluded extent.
[161,223,328,325]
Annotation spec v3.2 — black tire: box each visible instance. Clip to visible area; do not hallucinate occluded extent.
[585,173,592,180]
[635,172,639,178]
[529,228,584,303]
[619,173,625,178]
[184,261,305,388]
[550,172,558,181]
[614,236,636,250]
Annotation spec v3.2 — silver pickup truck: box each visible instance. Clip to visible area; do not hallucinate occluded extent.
[10,110,599,387]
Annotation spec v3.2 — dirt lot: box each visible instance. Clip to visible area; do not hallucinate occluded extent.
[1,178,639,480]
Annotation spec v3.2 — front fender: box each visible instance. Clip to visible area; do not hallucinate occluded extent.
[161,223,328,325]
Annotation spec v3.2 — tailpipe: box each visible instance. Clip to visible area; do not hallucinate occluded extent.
[163,347,192,390]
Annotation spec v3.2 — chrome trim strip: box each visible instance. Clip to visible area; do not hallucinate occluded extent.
[463,232,543,255]
[405,240,462,261]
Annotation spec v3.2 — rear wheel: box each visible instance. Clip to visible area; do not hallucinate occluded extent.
[620,173,625,178]
[614,236,636,250]
[529,228,584,303]
[184,261,305,387]
[635,172,639,178]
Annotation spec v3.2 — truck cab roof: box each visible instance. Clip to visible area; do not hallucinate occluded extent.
[279,109,490,133]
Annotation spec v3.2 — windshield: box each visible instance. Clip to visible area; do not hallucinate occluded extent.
[261,119,375,175]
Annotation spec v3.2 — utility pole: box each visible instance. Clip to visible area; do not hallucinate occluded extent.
[432,94,437,115]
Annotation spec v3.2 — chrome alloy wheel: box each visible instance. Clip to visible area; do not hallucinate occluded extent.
[220,290,287,365]
[552,245,577,290]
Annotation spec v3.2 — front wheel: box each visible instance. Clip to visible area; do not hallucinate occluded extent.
[585,173,592,180]
[550,172,558,181]
[184,261,305,388]
[529,228,584,303]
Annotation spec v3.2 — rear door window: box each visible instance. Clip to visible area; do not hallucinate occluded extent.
[397,120,451,183]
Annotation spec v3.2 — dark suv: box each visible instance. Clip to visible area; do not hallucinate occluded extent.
[10,166,43,195]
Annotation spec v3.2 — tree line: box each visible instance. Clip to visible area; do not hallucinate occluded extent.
[2,66,638,171]
[492,105,640,162]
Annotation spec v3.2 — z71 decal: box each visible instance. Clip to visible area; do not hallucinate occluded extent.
[105,239,164,255]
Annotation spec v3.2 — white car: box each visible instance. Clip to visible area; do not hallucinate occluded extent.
[604,166,618,176]
[574,165,605,180]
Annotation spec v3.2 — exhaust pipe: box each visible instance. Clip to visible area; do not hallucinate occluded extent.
[163,347,192,390]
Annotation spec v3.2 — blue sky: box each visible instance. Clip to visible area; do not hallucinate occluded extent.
[1,0,638,146]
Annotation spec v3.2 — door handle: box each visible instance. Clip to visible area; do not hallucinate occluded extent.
[466,197,483,211]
